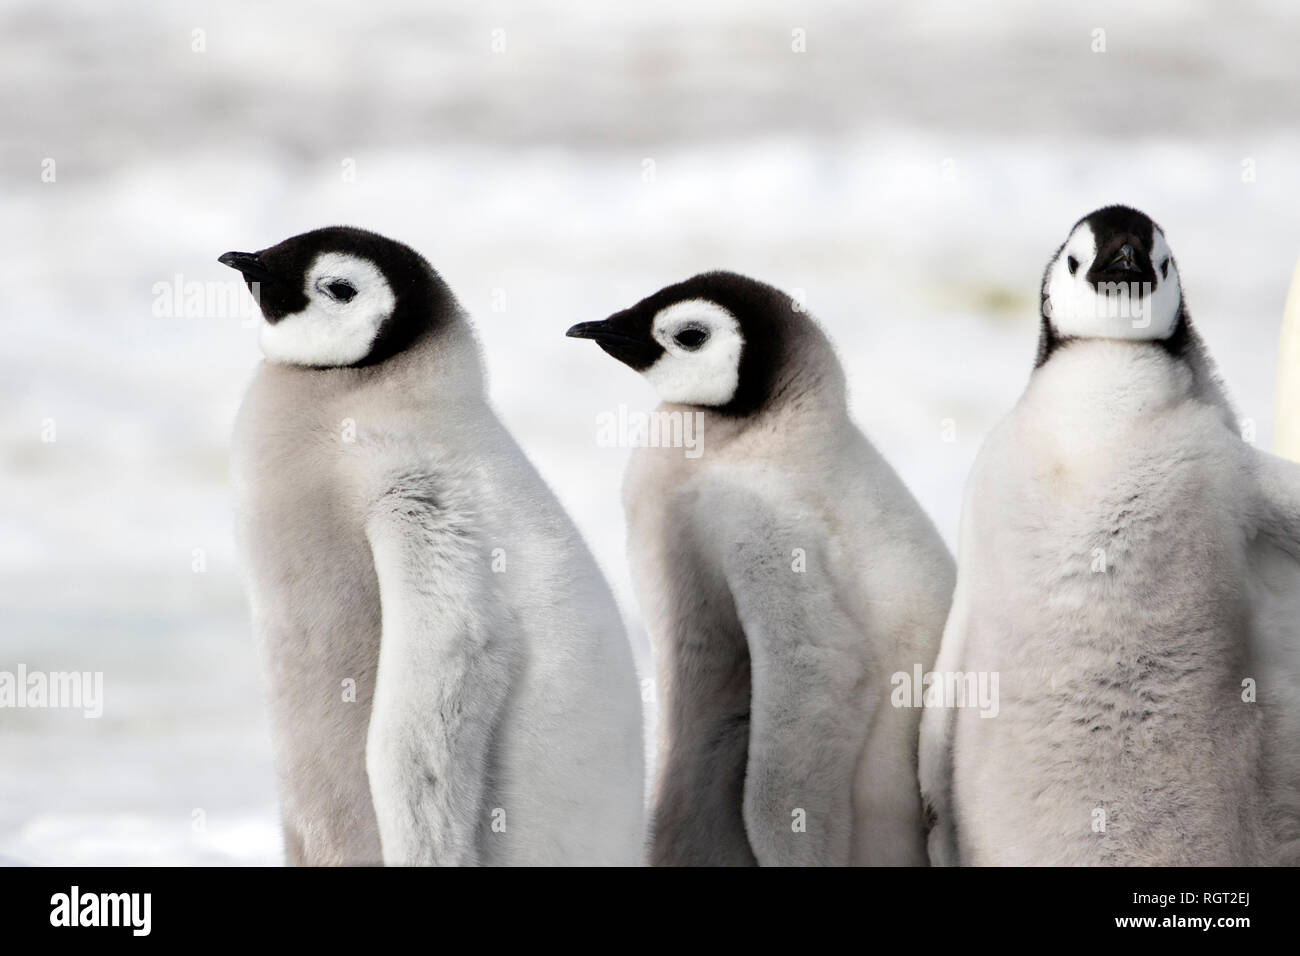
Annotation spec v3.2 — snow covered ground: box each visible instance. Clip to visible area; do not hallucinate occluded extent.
[2,0,1299,864]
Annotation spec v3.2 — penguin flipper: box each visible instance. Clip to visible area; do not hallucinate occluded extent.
[362,468,516,866]
[707,490,871,866]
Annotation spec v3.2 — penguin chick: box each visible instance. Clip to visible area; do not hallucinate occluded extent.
[568,272,955,865]
[223,226,644,865]
[920,205,1300,865]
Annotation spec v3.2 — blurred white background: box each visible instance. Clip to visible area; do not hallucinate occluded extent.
[2,0,1298,863]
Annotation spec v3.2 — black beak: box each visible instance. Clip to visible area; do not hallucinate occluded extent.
[218,251,274,282]
[566,320,618,341]
[1089,237,1155,289]
[1106,243,1140,273]
[565,318,664,371]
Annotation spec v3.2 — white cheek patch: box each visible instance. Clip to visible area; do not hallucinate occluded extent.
[643,299,743,407]
[1144,229,1181,336]
[1046,224,1181,341]
[260,252,396,367]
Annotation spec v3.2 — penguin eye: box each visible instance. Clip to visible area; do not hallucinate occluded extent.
[1160,257,1170,279]
[323,280,357,303]
[1067,255,1080,276]
[673,327,709,350]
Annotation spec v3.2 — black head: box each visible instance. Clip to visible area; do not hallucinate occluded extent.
[1036,205,1186,366]
[566,271,807,416]
[218,226,453,368]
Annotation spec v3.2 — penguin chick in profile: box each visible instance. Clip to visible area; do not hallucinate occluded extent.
[222,226,644,866]
[567,272,955,865]
[920,205,1300,865]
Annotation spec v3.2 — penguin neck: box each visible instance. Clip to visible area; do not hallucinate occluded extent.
[1025,326,1234,436]
[679,332,848,444]
[259,316,485,403]
[378,317,485,394]
[765,331,847,414]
